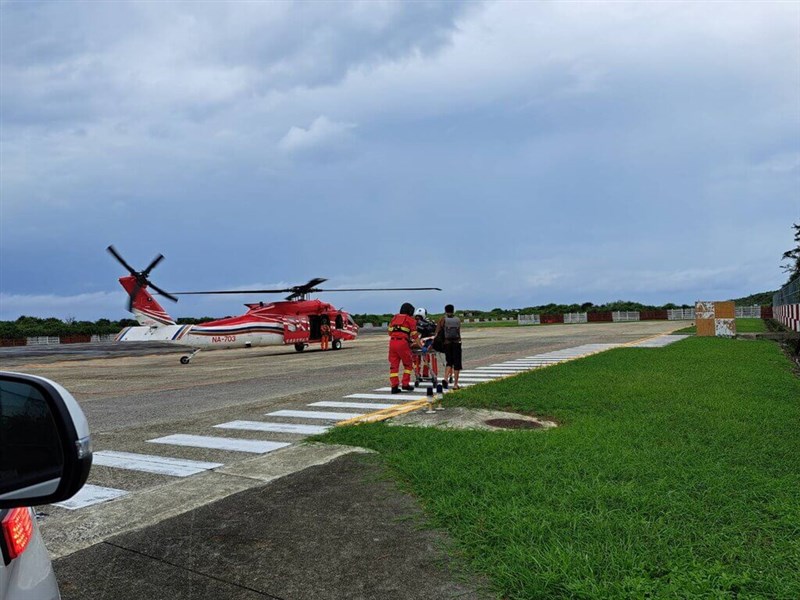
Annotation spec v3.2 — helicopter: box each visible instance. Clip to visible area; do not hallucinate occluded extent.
[107,246,440,364]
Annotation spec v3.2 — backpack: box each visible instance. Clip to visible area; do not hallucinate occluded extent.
[444,316,460,341]
[432,327,445,352]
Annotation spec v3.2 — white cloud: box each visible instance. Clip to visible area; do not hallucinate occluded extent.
[278,116,356,154]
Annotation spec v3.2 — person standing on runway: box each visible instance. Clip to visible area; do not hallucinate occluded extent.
[436,304,462,389]
[387,302,419,394]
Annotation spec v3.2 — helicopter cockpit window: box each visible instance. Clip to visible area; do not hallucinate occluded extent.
[347,315,356,327]
[335,314,344,329]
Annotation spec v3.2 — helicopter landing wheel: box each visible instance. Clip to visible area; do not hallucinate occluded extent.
[332,339,342,350]
[294,343,306,352]
[180,356,191,365]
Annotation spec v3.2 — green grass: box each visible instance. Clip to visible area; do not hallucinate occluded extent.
[319,338,800,598]
[735,318,768,333]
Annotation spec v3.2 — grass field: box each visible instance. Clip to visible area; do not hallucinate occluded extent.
[320,337,800,598]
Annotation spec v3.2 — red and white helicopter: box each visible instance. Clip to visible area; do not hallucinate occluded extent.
[108,246,440,364]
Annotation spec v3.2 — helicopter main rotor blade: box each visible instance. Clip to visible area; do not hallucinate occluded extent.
[107,245,137,275]
[149,282,179,303]
[171,289,294,295]
[314,287,442,292]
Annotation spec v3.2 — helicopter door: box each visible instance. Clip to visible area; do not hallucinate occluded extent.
[308,315,322,340]
[283,316,309,345]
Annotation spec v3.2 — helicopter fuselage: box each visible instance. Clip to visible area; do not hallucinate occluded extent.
[117,295,359,351]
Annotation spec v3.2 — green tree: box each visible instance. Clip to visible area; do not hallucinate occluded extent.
[781,222,800,283]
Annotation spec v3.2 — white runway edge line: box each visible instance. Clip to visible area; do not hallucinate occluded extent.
[214,421,330,435]
[310,401,398,410]
[54,484,128,510]
[148,434,290,454]
[267,409,364,421]
[629,335,689,348]
[459,371,511,377]
[92,451,223,477]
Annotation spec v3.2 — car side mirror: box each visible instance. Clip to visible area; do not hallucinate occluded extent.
[0,372,92,509]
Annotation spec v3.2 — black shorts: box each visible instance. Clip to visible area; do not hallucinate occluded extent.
[444,342,462,371]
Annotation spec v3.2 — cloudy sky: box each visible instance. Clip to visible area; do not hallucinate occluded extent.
[1,1,798,321]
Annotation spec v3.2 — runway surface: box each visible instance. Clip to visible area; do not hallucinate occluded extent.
[0,320,683,558]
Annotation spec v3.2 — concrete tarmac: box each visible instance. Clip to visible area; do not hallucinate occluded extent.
[54,453,492,600]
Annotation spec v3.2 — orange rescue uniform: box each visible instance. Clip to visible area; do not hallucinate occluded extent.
[388,314,418,388]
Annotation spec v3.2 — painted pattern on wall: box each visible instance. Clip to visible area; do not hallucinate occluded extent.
[695,301,737,338]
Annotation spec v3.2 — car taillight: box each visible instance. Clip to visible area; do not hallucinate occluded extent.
[2,508,33,560]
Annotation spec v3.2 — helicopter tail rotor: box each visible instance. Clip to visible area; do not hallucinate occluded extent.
[107,245,178,312]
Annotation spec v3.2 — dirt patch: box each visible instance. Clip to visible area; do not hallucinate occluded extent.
[389,408,557,431]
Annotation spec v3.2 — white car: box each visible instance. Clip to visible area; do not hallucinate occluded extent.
[0,372,92,600]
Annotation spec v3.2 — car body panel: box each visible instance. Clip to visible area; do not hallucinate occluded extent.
[0,509,60,600]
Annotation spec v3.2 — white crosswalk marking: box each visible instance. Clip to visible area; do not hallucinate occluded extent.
[310,401,398,410]
[148,434,290,454]
[266,410,364,421]
[92,451,222,477]
[54,484,128,510]
[345,393,427,401]
[214,421,330,435]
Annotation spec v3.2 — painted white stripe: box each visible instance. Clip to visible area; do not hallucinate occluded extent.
[54,484,128,510]
[266,410,364,421]
[310,401,397,410]
[346,393,427,401]
[630,335,689,348]
[501,361,547,364]
[509,358,566,362]
[476,367,528,371]
[458,373,504,379]
[214,421,330,435]
[92,451,222,477]
[148,434,290,454]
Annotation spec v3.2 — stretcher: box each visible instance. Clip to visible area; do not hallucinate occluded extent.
[413,337,439,387]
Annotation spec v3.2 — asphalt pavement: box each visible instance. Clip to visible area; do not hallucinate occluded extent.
[54,452,492,600]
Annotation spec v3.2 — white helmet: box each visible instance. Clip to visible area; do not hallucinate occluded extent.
[414,307,427,319]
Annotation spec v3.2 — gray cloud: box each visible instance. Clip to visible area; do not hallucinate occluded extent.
[1,1,798,320]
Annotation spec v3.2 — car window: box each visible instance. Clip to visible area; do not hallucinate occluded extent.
[0,380,63,495]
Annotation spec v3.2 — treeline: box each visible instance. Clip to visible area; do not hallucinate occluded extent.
[1,292,776,336]
[0,315,216,339]
[352,294,775,326]
[730,290,776,306]
[352,301,690,326]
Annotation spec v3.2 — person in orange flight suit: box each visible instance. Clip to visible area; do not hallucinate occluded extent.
[320,316,331,351]
[388,302,420,394]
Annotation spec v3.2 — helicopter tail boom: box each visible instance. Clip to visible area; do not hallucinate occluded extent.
[119,275,176,326]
